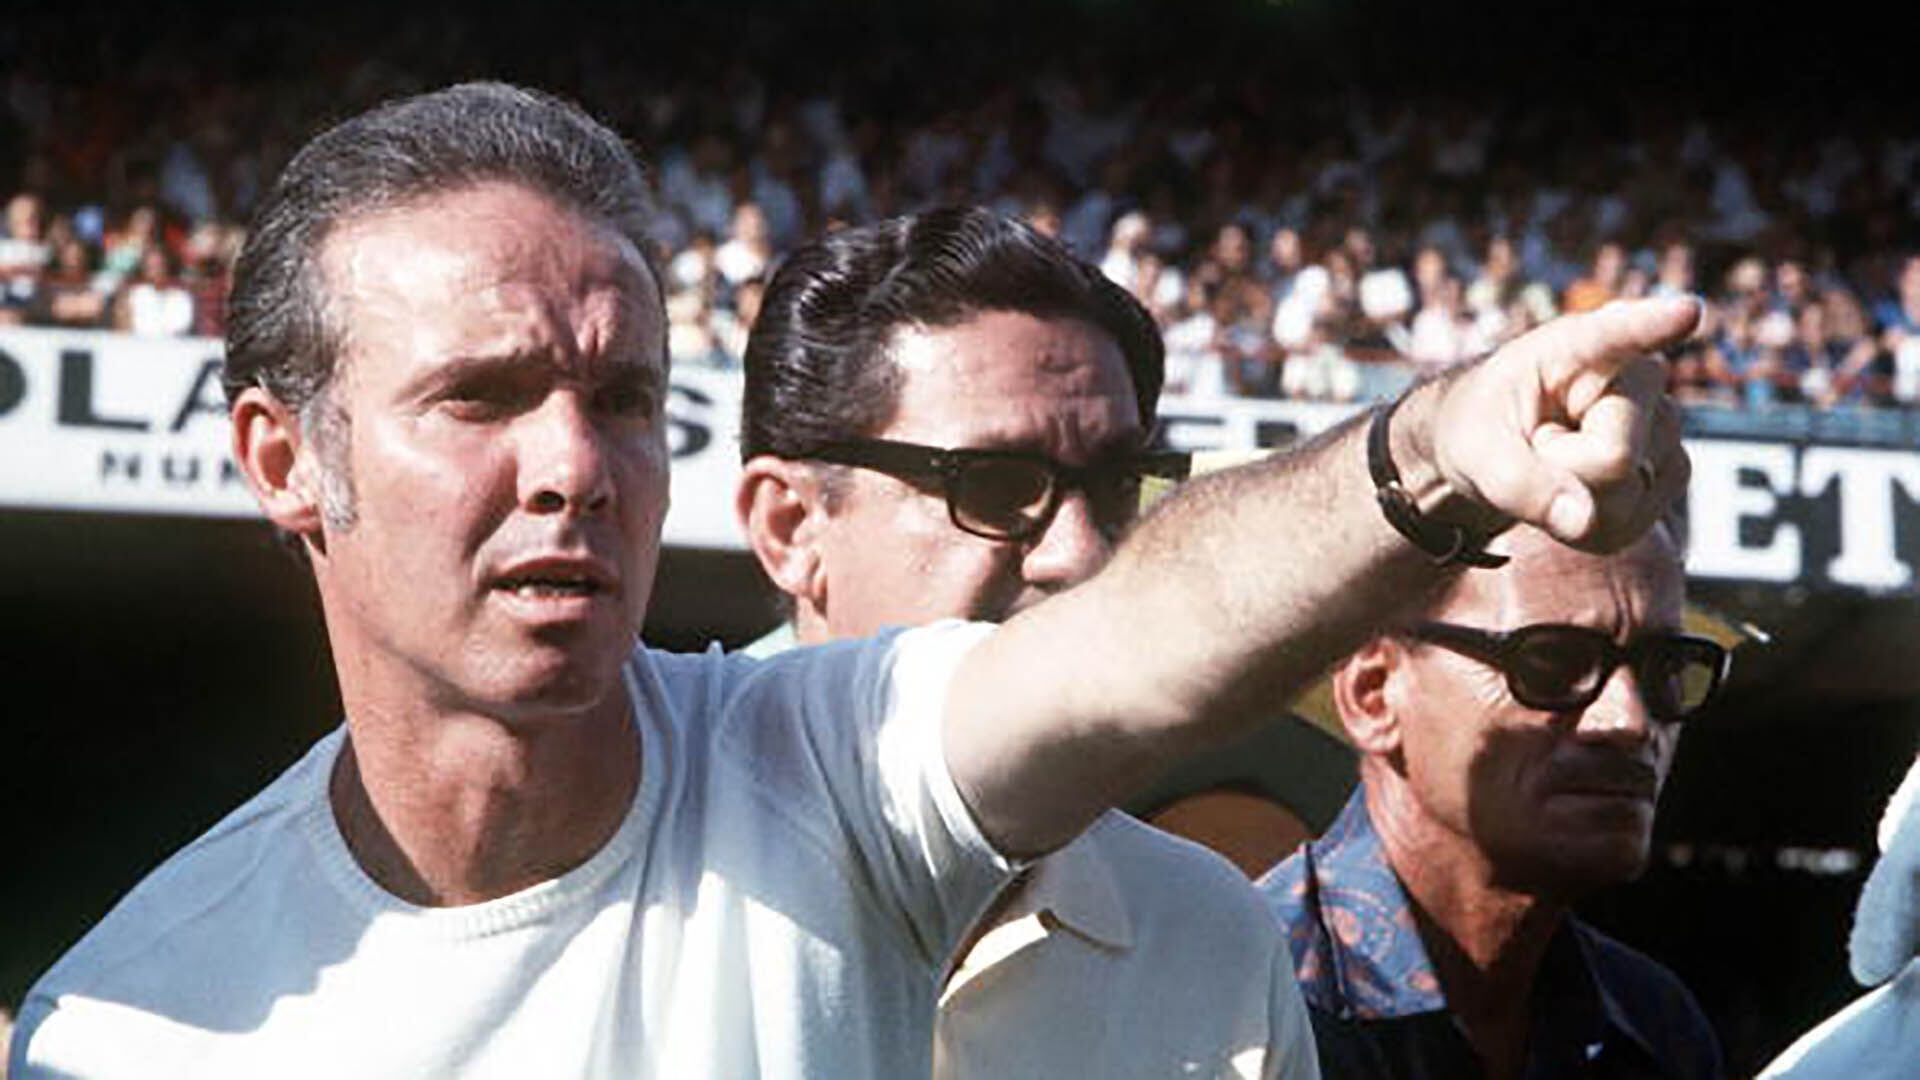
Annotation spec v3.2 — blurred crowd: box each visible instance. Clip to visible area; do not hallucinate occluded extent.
[5,9,1918,410]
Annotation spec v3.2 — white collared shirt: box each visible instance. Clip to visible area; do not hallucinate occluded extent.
[936,811,1321,1080]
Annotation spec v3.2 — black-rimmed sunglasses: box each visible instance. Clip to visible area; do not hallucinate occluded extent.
[802,438,1191,542]
[1402,621,1731,723]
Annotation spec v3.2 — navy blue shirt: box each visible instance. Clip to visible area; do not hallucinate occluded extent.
[1258,792,1723,1079]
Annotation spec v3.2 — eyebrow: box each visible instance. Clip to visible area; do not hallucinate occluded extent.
[394,351,536,402]
[398,349,664,402]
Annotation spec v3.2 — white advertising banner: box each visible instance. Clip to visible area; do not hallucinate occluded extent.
[1152,393,1920,593]
[4,329,1917,589]
[0,327,250,517]
[0,327,752,549]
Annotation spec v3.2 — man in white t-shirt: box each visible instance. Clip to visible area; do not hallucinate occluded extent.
[734,207,1316,1078]
[12,82,1700,1079]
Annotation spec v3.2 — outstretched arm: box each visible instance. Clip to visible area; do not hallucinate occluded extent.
[945,297,1701,857]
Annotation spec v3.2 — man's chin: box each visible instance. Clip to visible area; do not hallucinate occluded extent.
[1501,835,1654,899]
[469,642,632,722]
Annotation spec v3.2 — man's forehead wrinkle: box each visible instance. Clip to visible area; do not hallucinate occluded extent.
[1471,538,1681,637]
[322,189,662,386]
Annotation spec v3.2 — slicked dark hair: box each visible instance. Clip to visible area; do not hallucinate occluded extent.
[740,207,1164,461]
[222,81,660,412]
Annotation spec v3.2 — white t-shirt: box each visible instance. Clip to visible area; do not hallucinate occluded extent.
[12,623,1013,1079]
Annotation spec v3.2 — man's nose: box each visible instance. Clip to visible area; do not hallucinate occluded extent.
[1021,488,1110,591]
[1575,662,1658,747]
[519,394,615,516]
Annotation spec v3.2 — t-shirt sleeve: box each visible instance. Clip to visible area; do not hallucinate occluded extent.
[718,621,1019,969]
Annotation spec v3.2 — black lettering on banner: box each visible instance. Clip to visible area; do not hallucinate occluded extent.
[59,350,148,431]
[0,346,24,419]
[100,449,142,483]
[1253,418,1304,449]
[666,383,712,459]
[1157,412,1225,453]
[220,456,247,487]
[170,359,227,433]
[162,454,202,486]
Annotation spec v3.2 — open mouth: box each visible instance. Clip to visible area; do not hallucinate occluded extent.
[493,574,605,599]
[489,558,617,601]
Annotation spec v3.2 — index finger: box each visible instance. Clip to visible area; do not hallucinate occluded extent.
[1504,296,1702,420]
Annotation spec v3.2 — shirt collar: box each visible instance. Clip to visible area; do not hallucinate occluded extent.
[1266,788,1447,1019]
[1018,824,1133,950]
[1264,788,1673,1061]
[940,825,1134,1005]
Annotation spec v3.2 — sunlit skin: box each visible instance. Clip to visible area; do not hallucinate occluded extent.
[799,311,1144,642]
[233,182,669,903]
[315,183,669,719]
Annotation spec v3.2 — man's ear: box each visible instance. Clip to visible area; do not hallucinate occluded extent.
[1333,638,1403,756]
[231,386,323,538]
[736,456,830,607]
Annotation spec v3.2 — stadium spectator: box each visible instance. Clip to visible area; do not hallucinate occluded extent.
[99,205,165,281]
[1097,210,1152,292]
[668,230,721,296]
[37,232,110,328]
[181,222,238,338]
[1825,288,1892,404]
[1873,256,1920,404]
[1408,275,1474,371]
[2,13,1919,420]
[1788,301,1845,406]
[1703,302,1765,407]
[0,191,50,321]
[714,201,774,287]
[0,191,50,274]
[1564,241,1626,313]
[1267,226,1308,294]
[115,245,193,338]
[1101,211,1184,325]
[1654,242,1697,298]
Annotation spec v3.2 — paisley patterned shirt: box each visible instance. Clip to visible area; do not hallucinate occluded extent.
[1258,790,1723,1079]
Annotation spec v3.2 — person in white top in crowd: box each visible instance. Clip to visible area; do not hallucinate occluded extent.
[715,201,774,288]
[117,246,196,337]
[12,81,1700,1079]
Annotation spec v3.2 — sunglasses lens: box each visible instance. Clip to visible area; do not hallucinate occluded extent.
[1637,640,1724,720]
[1506,627,1608,709]
[953,459,1054,538]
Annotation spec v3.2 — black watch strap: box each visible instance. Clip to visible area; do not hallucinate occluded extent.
[1367,398,1508,569]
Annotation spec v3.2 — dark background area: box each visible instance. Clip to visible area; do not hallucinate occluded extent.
[5,1,1919,1073]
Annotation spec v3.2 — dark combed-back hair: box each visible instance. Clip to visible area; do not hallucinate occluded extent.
[223,81,660,412]
[740,206,1165,461]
